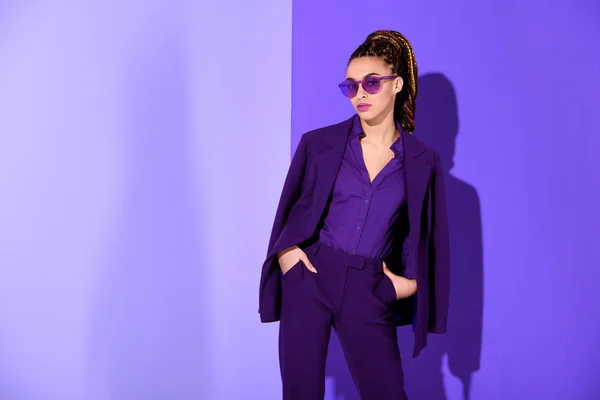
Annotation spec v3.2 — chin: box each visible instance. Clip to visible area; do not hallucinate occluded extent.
[357,108,389,125]
[356,109,377,122]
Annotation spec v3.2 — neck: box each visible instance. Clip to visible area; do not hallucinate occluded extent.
[359,113,399,145]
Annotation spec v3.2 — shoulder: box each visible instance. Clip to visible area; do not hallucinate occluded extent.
[297,115,355,148]
[403,131,442,169]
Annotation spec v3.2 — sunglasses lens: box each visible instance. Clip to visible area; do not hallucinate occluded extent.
[363,76,381,94]
[339,80,358,98]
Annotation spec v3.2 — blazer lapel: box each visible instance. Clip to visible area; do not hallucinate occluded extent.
[312,116,354,220]
[403,131,432,252]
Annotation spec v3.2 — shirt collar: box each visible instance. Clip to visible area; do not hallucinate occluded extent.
[349,114,365,141]
[349,114,404,158]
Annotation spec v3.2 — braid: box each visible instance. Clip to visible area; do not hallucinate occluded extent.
[350,30,419,133]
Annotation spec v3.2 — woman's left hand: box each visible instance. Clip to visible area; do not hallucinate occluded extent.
[382,261,418,300]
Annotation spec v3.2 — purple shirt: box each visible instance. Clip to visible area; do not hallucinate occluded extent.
[318,115,410,269]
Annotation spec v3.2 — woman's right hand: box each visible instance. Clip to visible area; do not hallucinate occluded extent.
[277,245,317,275]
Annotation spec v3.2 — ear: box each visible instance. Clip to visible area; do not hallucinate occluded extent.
[394,77,404,94]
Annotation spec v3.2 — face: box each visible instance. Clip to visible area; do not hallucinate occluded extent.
[342,57,403,123]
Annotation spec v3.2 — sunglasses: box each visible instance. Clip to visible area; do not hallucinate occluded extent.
[338,75,398,98]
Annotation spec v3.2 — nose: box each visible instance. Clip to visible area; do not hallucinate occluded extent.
[356,84,368,99]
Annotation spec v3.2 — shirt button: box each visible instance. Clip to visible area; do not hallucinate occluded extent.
[364,199,369,204]
[356,226,361,230]
[351,244,356,248]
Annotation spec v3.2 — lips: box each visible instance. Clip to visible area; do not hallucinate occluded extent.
[357,103,371,112]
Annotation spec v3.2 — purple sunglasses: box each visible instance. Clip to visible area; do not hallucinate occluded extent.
[338,75,398,98]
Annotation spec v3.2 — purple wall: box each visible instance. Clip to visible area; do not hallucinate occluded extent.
[0,1,292,398]
[292,1,600,399]
[1,0,598,398]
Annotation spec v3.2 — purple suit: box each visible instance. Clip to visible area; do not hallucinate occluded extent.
[259,114,450,360]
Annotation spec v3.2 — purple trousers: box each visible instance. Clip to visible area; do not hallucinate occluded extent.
[278,240,408,400]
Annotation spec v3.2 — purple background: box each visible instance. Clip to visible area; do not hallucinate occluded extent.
[292,1,600,399]
[0,1,290,399]
[0,0,598,399]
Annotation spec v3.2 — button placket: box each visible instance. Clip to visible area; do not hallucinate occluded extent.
[352,185,371,250]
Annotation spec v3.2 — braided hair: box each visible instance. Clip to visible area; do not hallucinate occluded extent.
[350,30,419,133]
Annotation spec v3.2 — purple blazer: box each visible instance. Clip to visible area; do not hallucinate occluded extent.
[258,115,450,357]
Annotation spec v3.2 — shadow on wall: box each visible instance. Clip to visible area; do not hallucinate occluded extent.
[84,18,209,400]
[325,73,484,400]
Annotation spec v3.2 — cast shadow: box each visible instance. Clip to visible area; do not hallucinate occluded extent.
[399,73,484,400]
[325,73,484,400]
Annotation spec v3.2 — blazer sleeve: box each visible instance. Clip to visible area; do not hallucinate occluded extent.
[428,150,450,333]
[266,133,308,257]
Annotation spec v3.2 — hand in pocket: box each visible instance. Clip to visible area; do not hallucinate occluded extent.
[382,261,417,299]
[278,246,317,275]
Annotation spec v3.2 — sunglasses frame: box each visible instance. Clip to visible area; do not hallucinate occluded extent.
[338,75,398,98]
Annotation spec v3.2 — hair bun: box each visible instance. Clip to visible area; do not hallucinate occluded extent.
[366,30,403,48]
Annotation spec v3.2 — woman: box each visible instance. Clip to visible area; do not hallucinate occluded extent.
[258,30,450,400]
